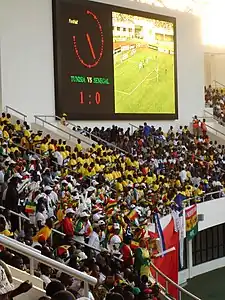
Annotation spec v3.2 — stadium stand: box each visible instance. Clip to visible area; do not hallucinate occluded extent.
[1,106,224,299]
[205,85,225,124]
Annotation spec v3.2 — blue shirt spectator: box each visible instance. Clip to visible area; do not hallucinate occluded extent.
[143,122,151,137]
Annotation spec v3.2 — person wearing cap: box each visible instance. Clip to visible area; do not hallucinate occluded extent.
[134,239,151,279]
[60,113,68,126]
[35,200,48,230]
[74,211,89,243]
[108,223,122,253]
[62,208,75,237]
[43,186,57,218]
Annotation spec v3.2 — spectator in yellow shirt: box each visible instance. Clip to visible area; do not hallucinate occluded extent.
[24,125,31,139]
[32,218,53,244]
[3,127,9,140]
[115,178,123,193]
[5,114,11,124]
[1,112,6,122]
[76,139,82,152]
[14,120,22,132]
[34,131,43,142]
[40,138,49,154]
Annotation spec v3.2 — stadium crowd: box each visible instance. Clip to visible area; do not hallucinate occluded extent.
[205,85,225,124]
[0,111,224,300]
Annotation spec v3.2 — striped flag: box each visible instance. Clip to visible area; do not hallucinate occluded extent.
[105,199,117,210]
[25,203,36,214]
[127,209,138,221]
[154,213,166,256]
[130,240,139,250]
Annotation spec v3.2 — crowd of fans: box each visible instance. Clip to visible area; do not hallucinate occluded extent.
[0,111,224,299]
[205,85,225,124]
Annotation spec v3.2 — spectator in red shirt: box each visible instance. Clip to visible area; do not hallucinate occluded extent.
[120,238,133,268]
[201,118,207,137]
[61,208,75,236]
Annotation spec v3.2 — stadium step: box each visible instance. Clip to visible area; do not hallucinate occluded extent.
[31,121,92,150]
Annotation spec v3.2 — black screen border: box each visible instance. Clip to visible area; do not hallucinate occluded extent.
[52,0,178,121]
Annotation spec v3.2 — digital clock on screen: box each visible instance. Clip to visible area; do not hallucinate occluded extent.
[52,0,178,120]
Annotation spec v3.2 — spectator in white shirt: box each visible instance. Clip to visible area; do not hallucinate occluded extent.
[43,186,55,218]
[35,201,48,229]
[88,223,101,254]
[53,150,63,166]
[179,168,187,183]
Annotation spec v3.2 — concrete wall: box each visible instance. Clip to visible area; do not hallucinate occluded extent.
[0,0,204,130]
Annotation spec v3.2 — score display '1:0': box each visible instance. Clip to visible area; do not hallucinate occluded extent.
[80,91,101,105]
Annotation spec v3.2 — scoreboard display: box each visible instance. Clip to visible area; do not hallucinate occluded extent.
[52,0,178,120]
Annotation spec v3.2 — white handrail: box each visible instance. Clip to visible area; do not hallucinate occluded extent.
[0,208,204,299]
[204,110,225,136]
[34,115,93,147]
[0,188,222,239]
[5,106,27,121]
[0,235,97,297]
[35,114,128,154]
[182,190,224,206]
[212,80,225,89]
[150,262,201,300]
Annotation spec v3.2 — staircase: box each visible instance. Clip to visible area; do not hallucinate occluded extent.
[203,108,225,144]
[5,107,93,150]
[33,115,127,154]
[32,115,93,150]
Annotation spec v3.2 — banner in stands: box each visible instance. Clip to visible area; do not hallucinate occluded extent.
[185,204,198,241]
[152,217,179,299]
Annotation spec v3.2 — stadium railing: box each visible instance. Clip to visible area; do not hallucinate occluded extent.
[0,207,201,300]
[128,121,225,173]
[33,115,93,147]
[211,80,225,89]
[0,235,97,297]
[34,114,128,154]
[151,263,201,300]
[204,109,225,132]
[5,105,27,122]
[0,189,221,233]
[129,120,225,140]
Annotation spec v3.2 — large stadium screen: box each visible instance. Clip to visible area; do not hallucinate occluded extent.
[53,0,178,120]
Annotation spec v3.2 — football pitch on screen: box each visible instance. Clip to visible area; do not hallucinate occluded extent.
[114,47,175,114]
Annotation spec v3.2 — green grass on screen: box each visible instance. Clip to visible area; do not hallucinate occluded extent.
[114,47,175,114]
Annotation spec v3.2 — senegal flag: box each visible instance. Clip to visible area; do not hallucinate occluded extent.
[25,202,36,214]
[130,240,139,250]
[105,199,117,210]
[127,209,138,221]
[105,199,118,216]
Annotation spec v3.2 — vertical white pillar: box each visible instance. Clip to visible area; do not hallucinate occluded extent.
[187,239,193,279]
